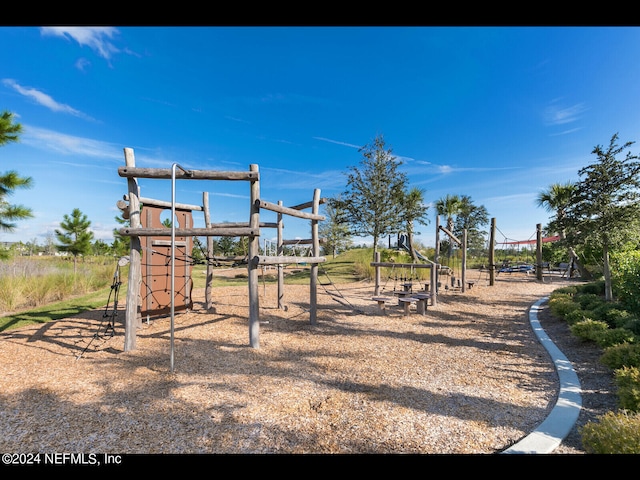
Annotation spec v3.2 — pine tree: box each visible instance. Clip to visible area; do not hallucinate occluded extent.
[55,208,95,273]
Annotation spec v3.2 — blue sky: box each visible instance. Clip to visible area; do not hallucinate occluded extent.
[2,26,640,251]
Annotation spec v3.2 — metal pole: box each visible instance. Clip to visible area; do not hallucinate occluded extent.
[171,163,191,372]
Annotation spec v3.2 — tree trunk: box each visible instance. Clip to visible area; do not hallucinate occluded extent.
[568,246,592,280]
[407,231,418,262]
[603,243,613,301]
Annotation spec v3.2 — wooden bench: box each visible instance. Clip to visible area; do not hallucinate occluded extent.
[412,293,430,315]
[393,290,413,305]
[372,296,390,315]
[398,297,418,316]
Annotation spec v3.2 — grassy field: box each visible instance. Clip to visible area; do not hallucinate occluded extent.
[0,247,487,332]
[0,249,379,332]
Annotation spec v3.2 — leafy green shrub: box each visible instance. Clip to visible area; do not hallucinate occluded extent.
[549,295,581,318]
[611,250,640,314]
[593,328,638,349]
[553,286,578,296]
[595,307,635,329]
[580,410,640,453]
[601,343,640,370]
[578,280,606,296]
[564,309,593,326]
[615,367,640,412]
[570,319,610,342]
[623,318,640,336]
[576,293,604,311]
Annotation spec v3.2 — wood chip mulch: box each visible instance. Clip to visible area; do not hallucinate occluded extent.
[0,270,617,454]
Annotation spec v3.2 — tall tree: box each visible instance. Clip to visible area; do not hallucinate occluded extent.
[55,208,95,273]
[335,134,408,260]
[536,181,590,279]
[319,198,352,258]
[0,111,33,257]
[400,187,430,262]
[565,133,640,301]
[453,195,489,253]
[435,194,463,257]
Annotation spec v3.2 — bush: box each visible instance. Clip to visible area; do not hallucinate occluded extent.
[593,328,638,349]
[601,343,640,370]
[564,309,593,326]
[596,307,635,329]
[579,280,606,296]
[580,410,640,453]
[615,367,640,412]
[553,286,578,296]
[623,318,640,336]
[576,293,604,311]
[549,295,581,319]
[570,319,610,343]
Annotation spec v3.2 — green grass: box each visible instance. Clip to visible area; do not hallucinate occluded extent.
[0,248,402,333]
[0,286,116,332]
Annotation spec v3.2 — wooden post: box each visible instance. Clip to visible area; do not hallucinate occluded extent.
[536,223,543,282]
[123,148,141,352]
[489,217,496,286]
[203,191,214,310]
[248,164,260,348]
[310,189,320,325]
[430,259,437,307]
[277,200,284,310]
[374,251,380,296]
[461,228,467,292]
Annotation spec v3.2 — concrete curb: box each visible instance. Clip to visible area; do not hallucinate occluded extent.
[502,296,583,454]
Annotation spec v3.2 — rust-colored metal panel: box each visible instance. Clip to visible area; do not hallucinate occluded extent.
[140,205,193,318]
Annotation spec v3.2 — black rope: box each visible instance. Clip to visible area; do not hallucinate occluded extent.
[76,262,122,360]
[318,266,364,314]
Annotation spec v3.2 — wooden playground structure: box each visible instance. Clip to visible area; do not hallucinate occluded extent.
[116,148,326,370]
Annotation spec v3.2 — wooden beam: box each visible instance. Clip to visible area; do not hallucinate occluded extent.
[253,255,326,265]
[118,166,258,181]
[256,199,325,221]
[118,227,257,237]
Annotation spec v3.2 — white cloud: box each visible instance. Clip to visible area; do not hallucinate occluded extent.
[40,26,120,60]
[544,100,588,126]
[21,125,123,160]
[2,79,92,120]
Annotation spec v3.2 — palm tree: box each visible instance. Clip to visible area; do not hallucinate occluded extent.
[536,182,591,279]
[400,187,430,261]
[435,194,463,262]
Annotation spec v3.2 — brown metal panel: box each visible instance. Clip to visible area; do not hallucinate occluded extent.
[140,205,193,318]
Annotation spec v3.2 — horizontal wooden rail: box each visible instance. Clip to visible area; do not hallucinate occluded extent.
[370,262,437,268]
[119,227,258,237]
[288,197,328,210]
[256,199,325,221]
[123,195,204,211]
[118,167,258,181]
[252,255,326,265]
[281,237,326,245]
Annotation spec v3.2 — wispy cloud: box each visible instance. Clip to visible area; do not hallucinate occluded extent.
[3,79,94,121]
[40,26,120,61]
[544,100,588,126]
[22,125,123,160]
[313,137,361,149]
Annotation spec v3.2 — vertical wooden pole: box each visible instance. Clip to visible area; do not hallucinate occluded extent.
[277,200,284,310]
[434,215,440,296]
[310,189,320,325]
[374,251,380,296]
[123,148,141,352]
[489,217,496,286]
[461,228,467,292]
[248,164,260,348]
[203,192,214,310]
[536,223,543,282]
